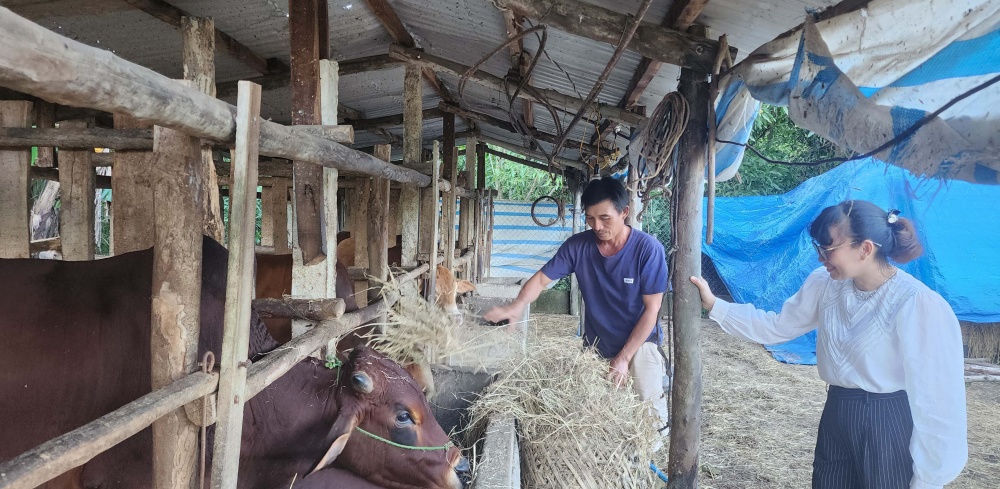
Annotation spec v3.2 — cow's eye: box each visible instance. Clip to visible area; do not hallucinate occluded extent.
[396,411,413,425]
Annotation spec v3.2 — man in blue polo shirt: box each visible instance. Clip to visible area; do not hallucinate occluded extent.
[484,177,669,433]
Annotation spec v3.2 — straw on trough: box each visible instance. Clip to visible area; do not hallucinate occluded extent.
[466,322,659,489]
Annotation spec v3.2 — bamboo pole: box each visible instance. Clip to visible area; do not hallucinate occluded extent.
[0,9,431,187]
[210,80,261,489]
[0,100,31,259]
[0,372,218,489]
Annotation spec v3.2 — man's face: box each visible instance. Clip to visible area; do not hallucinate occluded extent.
[585,199,628,242]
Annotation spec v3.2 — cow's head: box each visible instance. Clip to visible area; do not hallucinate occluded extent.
[311,347,470,489]
[433,265,476,318]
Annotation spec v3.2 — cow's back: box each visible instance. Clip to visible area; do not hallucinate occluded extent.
[0,249,155,477]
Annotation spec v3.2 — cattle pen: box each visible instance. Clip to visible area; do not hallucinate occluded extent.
[3,0,996,488]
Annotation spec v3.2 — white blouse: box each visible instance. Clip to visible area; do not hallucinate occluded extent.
[709,267,968,489]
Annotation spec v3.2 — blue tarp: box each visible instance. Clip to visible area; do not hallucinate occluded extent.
[703,159,1000,364]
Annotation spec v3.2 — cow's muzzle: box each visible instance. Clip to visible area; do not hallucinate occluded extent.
[454,455,472,488]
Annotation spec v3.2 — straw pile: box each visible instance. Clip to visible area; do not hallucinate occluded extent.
[466,323,659,489]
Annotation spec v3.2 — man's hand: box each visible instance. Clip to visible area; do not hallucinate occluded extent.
[608,355,630,387]
[483,303,525,326]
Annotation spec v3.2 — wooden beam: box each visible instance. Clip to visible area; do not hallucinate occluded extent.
[389,45,646,128]
[502,10,534,128]
[57,120,95,260]
[122,0,274,75]
[349,108,444,130]
[438,102,600,155]
[0,371,218,489]
[149,123,204,489]
[183,15,226,245]
[667,29,710,488]
[419,141,441,301]
[0,127,153,149]
[0,100,31,259]
[369,145,391,312]
[289,0,326,266]
[476,133,586,171]
[270,178,290,253]
[619,0,710,109]
[210,80,261,489]
[33,101,55,167]
[0,10,431,187]
[215,54,398,98]
[285,124,354,144]
[252,297,346,321]
[493,0,734,73]
[400,64,423,267]
[30,166,111,188]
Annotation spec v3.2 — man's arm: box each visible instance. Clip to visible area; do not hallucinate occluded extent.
[609,292,663,386]
[482,271,554,324]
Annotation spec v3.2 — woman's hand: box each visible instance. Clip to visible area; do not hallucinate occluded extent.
[689,276,718,311]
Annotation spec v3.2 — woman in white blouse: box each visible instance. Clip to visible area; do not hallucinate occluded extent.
[690,200,967,489]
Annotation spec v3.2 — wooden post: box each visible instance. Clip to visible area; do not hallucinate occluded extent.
[112,114,155,254]
[667,28,710,489]
[441,113,457,271]
[369,145,391,319]
[57,119,95,260]
[289,0,326,266]
[182,16,225,244]
[33,102,55,168]
[570,180,582,317]
[626,158,642,229]
[150,114,205,489]
[210,80,261,489]
[319,59,340,285]
[388,187,400,250]
[420,142,441,302]
[0,100,31,259]
[399,63,423,267]
[463,137,479,282]
[271,178,290,253]
[260,184,274,247]
[352,178,370,307]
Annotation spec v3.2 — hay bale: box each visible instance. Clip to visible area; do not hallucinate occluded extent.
[467,326,658,489]
[962,321,1000,363]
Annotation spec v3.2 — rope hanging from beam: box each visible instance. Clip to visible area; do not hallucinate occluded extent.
[631,91,689,221]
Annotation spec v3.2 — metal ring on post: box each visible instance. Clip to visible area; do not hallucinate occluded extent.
[531,195,564,227]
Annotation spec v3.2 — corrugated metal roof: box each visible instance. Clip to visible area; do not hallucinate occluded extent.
[5,0,839,168]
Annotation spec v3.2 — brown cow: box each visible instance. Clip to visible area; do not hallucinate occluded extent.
[0,237,468,489]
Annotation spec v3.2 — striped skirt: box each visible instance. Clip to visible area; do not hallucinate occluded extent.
[812,386,914,489]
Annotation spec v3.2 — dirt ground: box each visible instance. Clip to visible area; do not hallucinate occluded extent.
[530,314,1000,488]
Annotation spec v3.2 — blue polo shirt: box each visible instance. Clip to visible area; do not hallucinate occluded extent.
[540,228,668,358]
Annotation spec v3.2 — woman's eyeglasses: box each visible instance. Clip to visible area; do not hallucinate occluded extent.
[812,240,857,260]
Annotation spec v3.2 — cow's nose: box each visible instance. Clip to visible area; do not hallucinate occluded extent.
[454,456,472,487]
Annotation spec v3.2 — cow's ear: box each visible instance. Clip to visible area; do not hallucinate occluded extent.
[457,280,476,294]
[403,360,436,399]
[310,413,359,475]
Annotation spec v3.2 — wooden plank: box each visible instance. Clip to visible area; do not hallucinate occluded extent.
[420,142,441,302]
[111,114,154,254]
[352,178,370,307]
[150,120,205,489]
[0,127,153,149]
[183,15,226,245]
[0,11,432,187]
[619,0,710,110]
[350,108,444,131]
[123,0,272,75]
[57,119,95,260]
[210,80,261,489]
[0,100,31,258]
[369,145,391,311]
[289,0,325,266]
[364,0,414,45]
[667,36,709,488]
[493,0,733,73]
[441,114,456,271]
[216,55,399,98]
[0,371,218,489]
[389,45,646,128]
[272,179,290,253]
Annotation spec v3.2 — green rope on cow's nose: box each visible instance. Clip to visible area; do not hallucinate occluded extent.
[355,427,454,451]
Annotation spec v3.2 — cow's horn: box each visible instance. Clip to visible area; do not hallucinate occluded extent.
[351,371,374,394]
